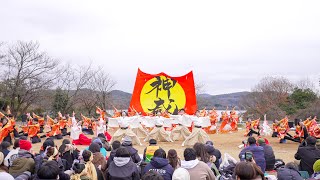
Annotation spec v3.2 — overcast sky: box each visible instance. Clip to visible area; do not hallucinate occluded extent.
[1,1,320,95]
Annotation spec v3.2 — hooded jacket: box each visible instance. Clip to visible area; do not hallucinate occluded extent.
[239,145,266,172]
[181,159,216,180]
[107,157,140,180]
[143,157,174,180]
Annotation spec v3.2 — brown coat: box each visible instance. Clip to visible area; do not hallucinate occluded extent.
[92,152,107,172]
[9,157,35,176]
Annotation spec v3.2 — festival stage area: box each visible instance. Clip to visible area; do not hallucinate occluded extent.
[31,127,299,164]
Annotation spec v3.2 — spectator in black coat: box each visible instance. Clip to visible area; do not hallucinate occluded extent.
[122,136,141,164]
[106,147,140,180]
[107,140,121,168]
[258,138,275,171]
[295,136,320,176]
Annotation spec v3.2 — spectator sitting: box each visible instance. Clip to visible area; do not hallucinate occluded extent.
[235,161,264,180]
[106,147,140,179]
[172,167,190,180]
[59,139,79,171]
[39,138,55,156]
[9,139,35,178]
[205,145,220,177]
[258,138,275,171]
[205,140,222,168]
[167,149,181,170]
[143,139,160,162]
[85,138,107,158]
[122,136,141,164]
[37,160,60,180]
[295,136,320,176]
[181,148,215,180]
[70,162,90,180]
[239,137,266,172]
[142,170,164,180]
[1,141,10,158]
[277,162,303,180]
[82,149,104,180]
[89,142,107,174]
[4,139,19,167]
[107,140,121,168]
[193,143,210,164]
[143,148,174,180]
[310,159,320,179]
[98,133,111,151]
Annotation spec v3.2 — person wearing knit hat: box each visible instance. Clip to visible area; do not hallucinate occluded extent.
[172,168,190,180]
[122,136,142,164]
[311,160,320,179]
[19,139,32,151]
[9,140,35,178]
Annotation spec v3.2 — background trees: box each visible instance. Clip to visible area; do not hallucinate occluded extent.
[0,41,116,116]
[242,77,319,120]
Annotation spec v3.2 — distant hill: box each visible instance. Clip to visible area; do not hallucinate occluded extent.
[197,91,250,110]
[108,90,249,110]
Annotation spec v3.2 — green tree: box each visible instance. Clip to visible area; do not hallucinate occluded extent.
[281,88,317,115]
[52,88,69,115]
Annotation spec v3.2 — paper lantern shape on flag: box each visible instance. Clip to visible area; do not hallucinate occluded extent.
[129,69,197,115]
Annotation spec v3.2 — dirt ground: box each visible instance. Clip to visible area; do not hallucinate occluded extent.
[29,127,299,164]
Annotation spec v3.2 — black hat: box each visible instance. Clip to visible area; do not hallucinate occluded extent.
[205,145,215,156]
[149,139,157,145]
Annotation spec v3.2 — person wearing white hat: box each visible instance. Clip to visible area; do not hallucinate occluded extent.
[172,167,190,180]
[182,117,210,146]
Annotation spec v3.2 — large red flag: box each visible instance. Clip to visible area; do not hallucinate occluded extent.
[129,69,197,115]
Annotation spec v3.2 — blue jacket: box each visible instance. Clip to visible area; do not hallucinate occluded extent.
[239,145,266,172]
[143,157,174,180]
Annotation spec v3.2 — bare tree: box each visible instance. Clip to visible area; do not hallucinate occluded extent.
[241,76,293,120]
[57,63,97,113]
[0,41,60,115]
[93,70,116,109]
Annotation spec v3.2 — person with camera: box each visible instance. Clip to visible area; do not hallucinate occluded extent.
[239,137,266,172]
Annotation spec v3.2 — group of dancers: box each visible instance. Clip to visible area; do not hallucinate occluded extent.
[271,116,319,143]
[0,106,243,147]
[243,114,319,144]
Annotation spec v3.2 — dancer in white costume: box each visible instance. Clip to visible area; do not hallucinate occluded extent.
[130,115,148,138]
[70,115,82,140]
[144,116,173,142]
[96,118,106,135]
[111,117,142,145]
[171,115,191,141]
[182,118,210,146]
